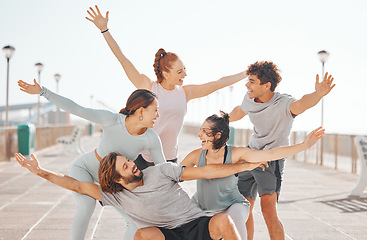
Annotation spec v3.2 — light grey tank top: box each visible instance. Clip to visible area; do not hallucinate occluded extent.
[191,146,249,214]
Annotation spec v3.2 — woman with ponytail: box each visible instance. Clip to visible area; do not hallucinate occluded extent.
[180,111,324,239]
[18,79,165,240]
[86,5,248,165]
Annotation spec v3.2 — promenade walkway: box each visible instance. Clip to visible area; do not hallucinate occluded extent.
[0,130,366,240]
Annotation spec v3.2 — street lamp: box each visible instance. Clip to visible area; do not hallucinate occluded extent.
[2,45,15,128]
[2,45,15,161]
[54,73,61,124]
[35,63,44,125]
[318,50,329,166]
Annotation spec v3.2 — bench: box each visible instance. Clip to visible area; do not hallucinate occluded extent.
[350,136,367,196]
[56,126,85,154]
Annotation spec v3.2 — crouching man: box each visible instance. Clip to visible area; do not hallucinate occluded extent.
[16,152,267,239]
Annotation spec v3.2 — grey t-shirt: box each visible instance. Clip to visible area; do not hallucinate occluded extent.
[100,162,205,229]
[241,91,295,150]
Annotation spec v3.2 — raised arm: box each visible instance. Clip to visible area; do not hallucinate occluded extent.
[183,72,247,102]
[232,127,325,163]
[15,153,101,201]
[289,73,335,116]
[181,161,267,181]
[86,5,153,90]
[18,79,115,124]
[229,105,247,122]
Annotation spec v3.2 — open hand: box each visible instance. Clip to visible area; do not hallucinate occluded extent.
[303,127,325,148]
[18,79,42,95]
[86,5,109,32]
[315,72,336,97]
[15,153,41,174]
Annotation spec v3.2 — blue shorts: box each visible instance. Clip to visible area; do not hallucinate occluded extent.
[157,216,212,240]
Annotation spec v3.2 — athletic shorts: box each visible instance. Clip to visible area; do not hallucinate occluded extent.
[238,156,285,200]
[157,216,212,240]
[134,154,154,170]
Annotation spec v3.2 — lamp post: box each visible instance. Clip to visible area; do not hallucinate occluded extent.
[2,45,15,161]
[35,63,44,125]
[54,73,61,124]
[2,45,15,128]
[318,50,329,166]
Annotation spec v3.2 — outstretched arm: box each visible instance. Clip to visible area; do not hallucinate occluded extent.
[18,79,115,124]
[181,161,267,181]
[289,73,335,116]
[86,5,153,90]
[183,72,247,102]
[232,127,325,163]
[15,153,101,201]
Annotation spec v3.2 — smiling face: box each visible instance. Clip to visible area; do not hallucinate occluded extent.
[163,59,187,86]
[114,155,143,186]
[141,99,159,128]
[245,74,270,100]
[197,120,215,149]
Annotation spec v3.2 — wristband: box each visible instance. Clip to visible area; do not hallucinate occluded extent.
[101,29,109,33]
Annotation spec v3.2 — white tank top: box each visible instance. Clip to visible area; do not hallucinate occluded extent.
[141,82,187,161]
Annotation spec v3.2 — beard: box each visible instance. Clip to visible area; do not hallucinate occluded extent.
[122,171,143,184]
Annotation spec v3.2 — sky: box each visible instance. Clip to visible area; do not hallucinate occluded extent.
[1,0,366,135]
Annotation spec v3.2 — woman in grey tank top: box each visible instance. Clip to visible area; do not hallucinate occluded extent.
[181,111,324,239]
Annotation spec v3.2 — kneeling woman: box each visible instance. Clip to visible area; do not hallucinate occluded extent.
[181,111,323,239]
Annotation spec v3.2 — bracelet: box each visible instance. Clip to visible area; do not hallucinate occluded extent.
[101,29,109,34]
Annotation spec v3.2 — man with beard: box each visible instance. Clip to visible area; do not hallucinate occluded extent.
[15,152,267,240]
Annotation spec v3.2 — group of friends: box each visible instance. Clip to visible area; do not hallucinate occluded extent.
[15,5,335,240]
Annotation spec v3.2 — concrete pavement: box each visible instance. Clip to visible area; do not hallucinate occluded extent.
[0,130,366,240]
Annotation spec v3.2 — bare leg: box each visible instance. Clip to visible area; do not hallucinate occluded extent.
[245,197,255,240]
[134,227,164,240]
[209,213,240,240]
[260,192,284,240]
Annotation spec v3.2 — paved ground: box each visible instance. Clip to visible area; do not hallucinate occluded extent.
[0,130,366,240]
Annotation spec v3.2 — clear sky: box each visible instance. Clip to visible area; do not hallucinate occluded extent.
[1,0,366,135]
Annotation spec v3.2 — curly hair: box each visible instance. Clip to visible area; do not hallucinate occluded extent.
[205,111,230,150]
[153,48,179,83]
[246,61,282,91]
[98,152,125,194]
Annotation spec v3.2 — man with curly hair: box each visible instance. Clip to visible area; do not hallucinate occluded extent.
[229,61,335,240]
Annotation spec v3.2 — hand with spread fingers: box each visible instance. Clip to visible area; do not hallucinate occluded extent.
[315,72,336,97]
[86,5,109,32]
[303,127,325,149]
[15,153,41,174]
[18,79,42,95]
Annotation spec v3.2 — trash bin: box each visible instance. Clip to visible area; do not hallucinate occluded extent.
[17,124,36,155]
[89,123,94,136]
[228,126,236,145]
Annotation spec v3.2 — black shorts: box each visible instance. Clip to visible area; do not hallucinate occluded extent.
[134,154,154,170]
[157,216,212,240]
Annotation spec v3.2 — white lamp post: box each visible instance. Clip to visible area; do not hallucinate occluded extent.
[317,50,329,166]
[54,73,61,124]
[35,63,44,125]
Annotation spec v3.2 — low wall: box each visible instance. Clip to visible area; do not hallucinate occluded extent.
[0,125,92,161]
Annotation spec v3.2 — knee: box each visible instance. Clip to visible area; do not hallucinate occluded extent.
[134,229,144,240]
[217,213,235,229]
[75,194,96,210]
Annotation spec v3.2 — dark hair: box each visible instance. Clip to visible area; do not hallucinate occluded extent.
[205,111,230,150]
[246,61,281,91]
[98,152,125,194]
[120,89,157,116]
[153,48,179,83]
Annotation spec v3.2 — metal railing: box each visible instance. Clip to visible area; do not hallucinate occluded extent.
[184,124,362,175]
